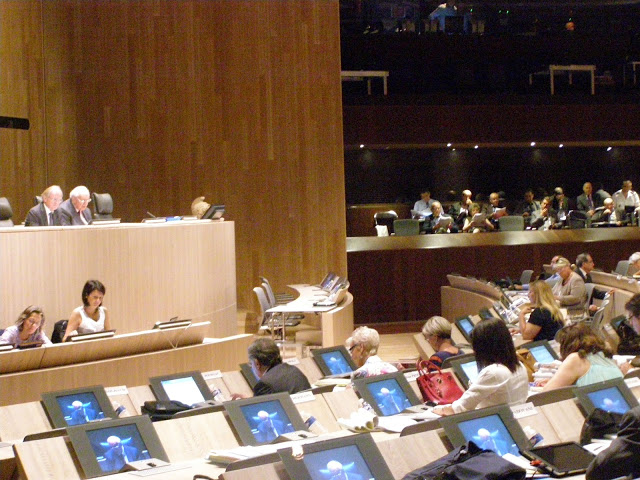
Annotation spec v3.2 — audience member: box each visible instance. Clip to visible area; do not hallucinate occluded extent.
[575,253,612,312]
[429,0,459,31]
[514,189,540,223]
[484,192,507,229]
[63,280,111,342]
[552,187,570,213]
[625,294,640,336]
[59,185,93,225]
[24,185,64,226]
[432,318,528,415]
[516,281,564,341]
[551,257,587,313]
[542,323,625,391]
[346,326,398,379]
[0,305,51,346]
[628,252,640,277]
[462,203,494,233]
[421,316,462,367]
[246,338,310,396]
[530,196,560,230]
[423,201,453,234]
[577,182,600,216]
[591,198,617,224]
[413,189,436,217]
[449,189,473,228]
[612,180,640,223]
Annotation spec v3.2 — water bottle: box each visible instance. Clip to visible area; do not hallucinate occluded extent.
[211,387,226,403]
[112,401,130,418]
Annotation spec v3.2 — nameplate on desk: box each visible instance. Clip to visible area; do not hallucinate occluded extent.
[203,370,223,380]
[511,402,538,419]
[105,385,129,396]
[625,377,640,389]
[291,391,315,404]
[0,344,14,352]
[284,357,301,365]
[69,330,116,342]
[404,370,421,383]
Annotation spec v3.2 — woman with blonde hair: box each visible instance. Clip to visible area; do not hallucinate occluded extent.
[421,316,462,367]
[517,280,565,341]
[346,326,398,379]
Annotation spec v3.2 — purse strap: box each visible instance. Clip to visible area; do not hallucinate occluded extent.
[418,359,441,375]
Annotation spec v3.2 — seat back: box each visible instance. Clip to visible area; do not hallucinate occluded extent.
[584,283,595,305]
[0,197,14,227]
[393,219,420,236]
[498,215,524,231]
[91,192,114,219]
[34,195,42,206]
[614,260,630,276]
[374,210,398,234]
[566,210,589,229]
[51,319,68,344]
[591,301,609,333]
[253,287,271,326]
[261,282,277,308]
[519,269,534,285]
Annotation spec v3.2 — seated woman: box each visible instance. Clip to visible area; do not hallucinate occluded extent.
[516,280,565,342]
[421,316,462,368]
[542,323,625,391]
[462,203,494,233]
[346,326,398,379]
[63,280,111,342]
[433,317,529,416]
[0,305,51,346]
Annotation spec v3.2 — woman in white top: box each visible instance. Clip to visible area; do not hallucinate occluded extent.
[62,280,111,342]
[433,317,529,415]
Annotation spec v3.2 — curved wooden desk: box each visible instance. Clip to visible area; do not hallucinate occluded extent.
[0,220,236,338]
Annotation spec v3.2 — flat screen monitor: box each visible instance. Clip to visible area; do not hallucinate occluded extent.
[149,370,213,407]
[519,340,559,365]
[573,378,639,416]
[311,346,357,377]
[455,316,475,343]
[239,362,259,389]
[501,292,512,309]
[41,386,117,429]
[318,272,337,290]
[67,416,168,478]
[202,204,225,220]
[353,371,421,417]
[152,317,192,330]
[223,392,307,446]
[447,354,479,389]
[439,404,530,458]
[278,432,394,480]
[478,308,493,321]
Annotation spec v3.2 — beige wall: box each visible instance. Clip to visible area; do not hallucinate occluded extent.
[0,1,347,317]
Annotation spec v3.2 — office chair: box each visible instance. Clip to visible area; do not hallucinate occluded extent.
[374,211,398,235]
[498,215,524,231]
[34,195,42,205]
[51,320,69,343]
[590,302,608,333]
[614,260,630,277]
[91,192,114,220]
[584,283,595,307]
[519,269,533,285]
[261,282,303,322]
[259,276,294,303]
[0,197,14,227]
[393,219,420,236]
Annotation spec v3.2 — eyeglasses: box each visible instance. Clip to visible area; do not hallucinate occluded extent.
[77,197,91,204]
[26,318,41,327]
[348,344,360,353]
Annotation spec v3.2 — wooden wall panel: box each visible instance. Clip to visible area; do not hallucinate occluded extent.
[2,1,346,318]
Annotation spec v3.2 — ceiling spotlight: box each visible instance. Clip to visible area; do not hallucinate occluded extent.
[559,144,563,148]
[359,144,364,149]
[607,147,612,152]
[530,142,536,147]
[447,143,452,147]
[452,148,456,151]
[474,145,479,149]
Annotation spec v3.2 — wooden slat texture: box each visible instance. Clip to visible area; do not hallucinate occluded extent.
[1,0,346,322]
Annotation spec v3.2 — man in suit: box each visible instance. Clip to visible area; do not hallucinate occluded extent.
[326,460,364,480]
[248,338,310,396]
[591,197,617,224]
[69,400,97,425]
[59,185,92,225]
[448,189,472,228]
[24,185,64,226]
[514,189,541,225]
[530,197,560,230]
[254,410,290,443]
[424,201,453,234]
[577,182,603,217]
[575,253,613,314]
[103,436,139,471]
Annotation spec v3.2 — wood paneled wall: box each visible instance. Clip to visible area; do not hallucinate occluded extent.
[0,1,347,316]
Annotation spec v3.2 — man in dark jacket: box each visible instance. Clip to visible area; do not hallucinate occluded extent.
[248,338,310,396]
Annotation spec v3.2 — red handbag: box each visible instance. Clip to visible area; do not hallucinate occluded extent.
[416,359,465,405]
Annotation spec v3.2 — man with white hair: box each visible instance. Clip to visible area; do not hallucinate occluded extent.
[104,435,139,471]
[24,185,64,226]
[59,185,93,225]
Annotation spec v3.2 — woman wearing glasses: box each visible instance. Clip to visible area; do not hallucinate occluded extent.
[346,326,398,379]
[0,305,52,345]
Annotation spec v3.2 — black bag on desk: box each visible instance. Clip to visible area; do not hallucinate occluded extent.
[580,407,624,445]
[401,441,526,480]
[612,316,640,355]
[141,400,191,421]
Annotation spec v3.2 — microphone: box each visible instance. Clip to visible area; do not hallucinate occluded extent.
[146,211,156,218]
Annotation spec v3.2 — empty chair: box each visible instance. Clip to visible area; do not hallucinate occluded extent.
[590,301,609,333]
[498,215,525,231]
[51,319,68,344]
[584,283,596,307]
[393,219,420,236]
[374,210,398,235]
[91,192,114,220]
[519,269,533,285]
[565,210,589,229]
[614,260,630,276]
[259,276,294,303]
[0,197,14,227]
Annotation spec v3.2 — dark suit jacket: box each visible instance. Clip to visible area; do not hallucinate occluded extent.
[253,362,310,396]
[24,203,64,226]
[577,193,604,212]
[104,445,139,471]
[576,268,607,300]
[59,199,92,225]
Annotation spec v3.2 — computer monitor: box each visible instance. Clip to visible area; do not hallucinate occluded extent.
[318,272,337,290]
[573,378,639,416]
[439,404,530,458]
[353,371,422,416]
[448,354,479,388]
[41,385,117,429]
[223,392,307,446]
[478,308,493,321]
[455,316,475,343]
[152,317,192,330]
[239,362,259,389]
[278,433,394,480]
[202,204,225,220]
[67,416,168,478]
[149,370,214,407]
[310,346,357,377]
[519,340,559,365]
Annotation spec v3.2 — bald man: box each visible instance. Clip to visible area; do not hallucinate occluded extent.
[59,185,93,225]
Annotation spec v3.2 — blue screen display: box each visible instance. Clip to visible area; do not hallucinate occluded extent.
[528,345,555,365]
[366,378,413,416]
[303,444,375,480]
[320,351,353,375]
[457,414,521,458]
[240,400,294,444]
[587,386,631,415]
[85,424,150,473]
[56,392,106,426]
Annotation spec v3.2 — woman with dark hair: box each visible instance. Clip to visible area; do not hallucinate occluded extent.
[0,305,51,345]
[63,280,111,342]
[542,322,625,391]
[433,318,528,416]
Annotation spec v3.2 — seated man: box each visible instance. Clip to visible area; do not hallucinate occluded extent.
[247,338,310,396]
[591,197,618,224]
[59,185,93,225]
[514,189,541,225]
[612,179,640,224]
[551,257,587,315]
[448,189,472,229]
[24,185,64,226]
[552,187,570,214]
[423,201,453,234]
[576,182,603,217]
[575,253,612,313]
[530,197,560,230]
[484,192,507,229]
[413,189,435,217]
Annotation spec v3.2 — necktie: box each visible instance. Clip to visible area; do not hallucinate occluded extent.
[49,212,54,226]
[588,196,594,210]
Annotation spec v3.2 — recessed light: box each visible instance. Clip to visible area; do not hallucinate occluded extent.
[607,147,612,151]
[447,143,452,147]
[359,144,364,148]
[559,144,563,148]
[474,145,479,149]
[530,142,536,147]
